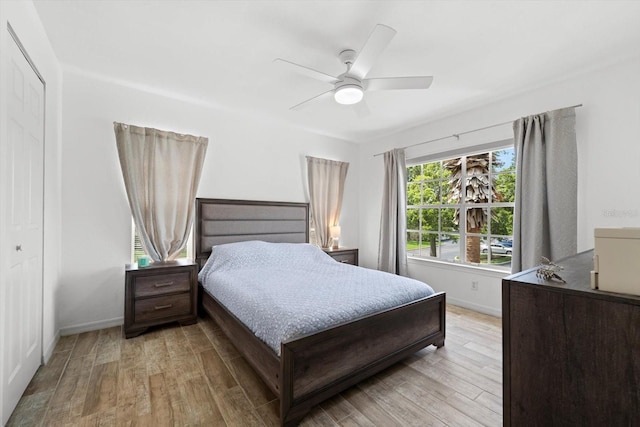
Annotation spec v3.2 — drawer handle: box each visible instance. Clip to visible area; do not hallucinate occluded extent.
[154,281,174,288]
[340,260,350,263]
[154,304,173,310]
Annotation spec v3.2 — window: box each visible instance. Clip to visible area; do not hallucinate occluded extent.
[407,146,516,271]
[131,220,191,262]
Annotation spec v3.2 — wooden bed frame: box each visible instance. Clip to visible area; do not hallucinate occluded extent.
[195,198,446,426]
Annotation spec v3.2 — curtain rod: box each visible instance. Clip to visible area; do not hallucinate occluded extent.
[373,103,583,157]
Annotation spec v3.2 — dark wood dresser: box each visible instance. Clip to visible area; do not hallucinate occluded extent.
[503,250,640,426]
[124,259,198,338]
[323,247,359,265]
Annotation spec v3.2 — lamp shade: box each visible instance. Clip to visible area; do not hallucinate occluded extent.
[330,225,341,238]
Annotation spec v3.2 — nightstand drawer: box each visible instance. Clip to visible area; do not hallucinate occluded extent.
[135,293,192,323]
[323,248,359,266]
[134,272,191,298]
[331,252,357,265]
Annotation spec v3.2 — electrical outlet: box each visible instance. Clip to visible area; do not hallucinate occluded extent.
[471,281,479,291]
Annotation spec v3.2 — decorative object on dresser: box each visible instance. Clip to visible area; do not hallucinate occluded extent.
[195,198,445,426]
[503,250,640,426]
[534,256,566,282]
[124,260,198,338]
[323,247,358,266]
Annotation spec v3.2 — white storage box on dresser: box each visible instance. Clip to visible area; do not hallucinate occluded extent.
[592,227,640,296]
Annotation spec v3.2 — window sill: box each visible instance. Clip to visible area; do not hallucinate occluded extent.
[407,255,512,277]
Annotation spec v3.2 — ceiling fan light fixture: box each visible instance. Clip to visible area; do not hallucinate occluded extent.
[334,85,364,105]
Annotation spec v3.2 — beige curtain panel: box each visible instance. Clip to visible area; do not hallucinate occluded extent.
[378,148,408,275]
[306,156,349,248]
[114,123,208,262]
[512,107,577,272]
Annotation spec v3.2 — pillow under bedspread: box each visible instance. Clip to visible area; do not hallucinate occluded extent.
[198,241,435,356]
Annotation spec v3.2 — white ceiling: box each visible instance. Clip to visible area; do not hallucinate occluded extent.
[32,0,640,143]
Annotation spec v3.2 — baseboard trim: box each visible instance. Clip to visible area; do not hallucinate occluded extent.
[447,297,502,318]
[43,330,61,364]
[60,317,123,336]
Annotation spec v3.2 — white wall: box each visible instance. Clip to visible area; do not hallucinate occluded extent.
[0,0,63,422]
[358,54,640,316]
[58,69,359,333]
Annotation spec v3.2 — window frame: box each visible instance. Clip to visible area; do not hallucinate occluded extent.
[406,140,515,271]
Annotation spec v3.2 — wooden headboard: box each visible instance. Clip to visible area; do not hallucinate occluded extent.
[195,198,310,268]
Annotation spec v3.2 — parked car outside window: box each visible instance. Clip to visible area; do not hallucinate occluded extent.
[481,240,512,255]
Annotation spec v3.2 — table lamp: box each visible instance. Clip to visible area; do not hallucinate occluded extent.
[330,225,341,250]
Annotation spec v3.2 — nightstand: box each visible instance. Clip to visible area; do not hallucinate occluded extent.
[124,259,198,338]
[323,248,359,266]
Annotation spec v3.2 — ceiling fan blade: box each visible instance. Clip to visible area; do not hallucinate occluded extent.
[274,58,339,84]
[349,24,397,80]
[290,89,334,111]
[365,76,434,91]
[352,99,371,118]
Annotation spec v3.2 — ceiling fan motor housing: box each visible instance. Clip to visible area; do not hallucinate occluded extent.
[335,76,363,90]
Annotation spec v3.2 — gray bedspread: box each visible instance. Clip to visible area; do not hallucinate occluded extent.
[198,241,435,355]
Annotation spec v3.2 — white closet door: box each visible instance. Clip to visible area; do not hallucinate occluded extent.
[2,32,44,424]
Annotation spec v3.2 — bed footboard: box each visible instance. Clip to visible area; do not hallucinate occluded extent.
[280,292,446,426]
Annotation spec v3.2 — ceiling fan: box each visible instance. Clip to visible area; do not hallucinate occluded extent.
[274,24,433,115]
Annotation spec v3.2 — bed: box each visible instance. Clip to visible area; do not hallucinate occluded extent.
[195,198,446,426]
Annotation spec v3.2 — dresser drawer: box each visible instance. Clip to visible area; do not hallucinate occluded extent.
[134,272,191,298]
[135,293,192,323]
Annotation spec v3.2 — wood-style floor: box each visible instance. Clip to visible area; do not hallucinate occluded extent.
[7,305,502,426]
